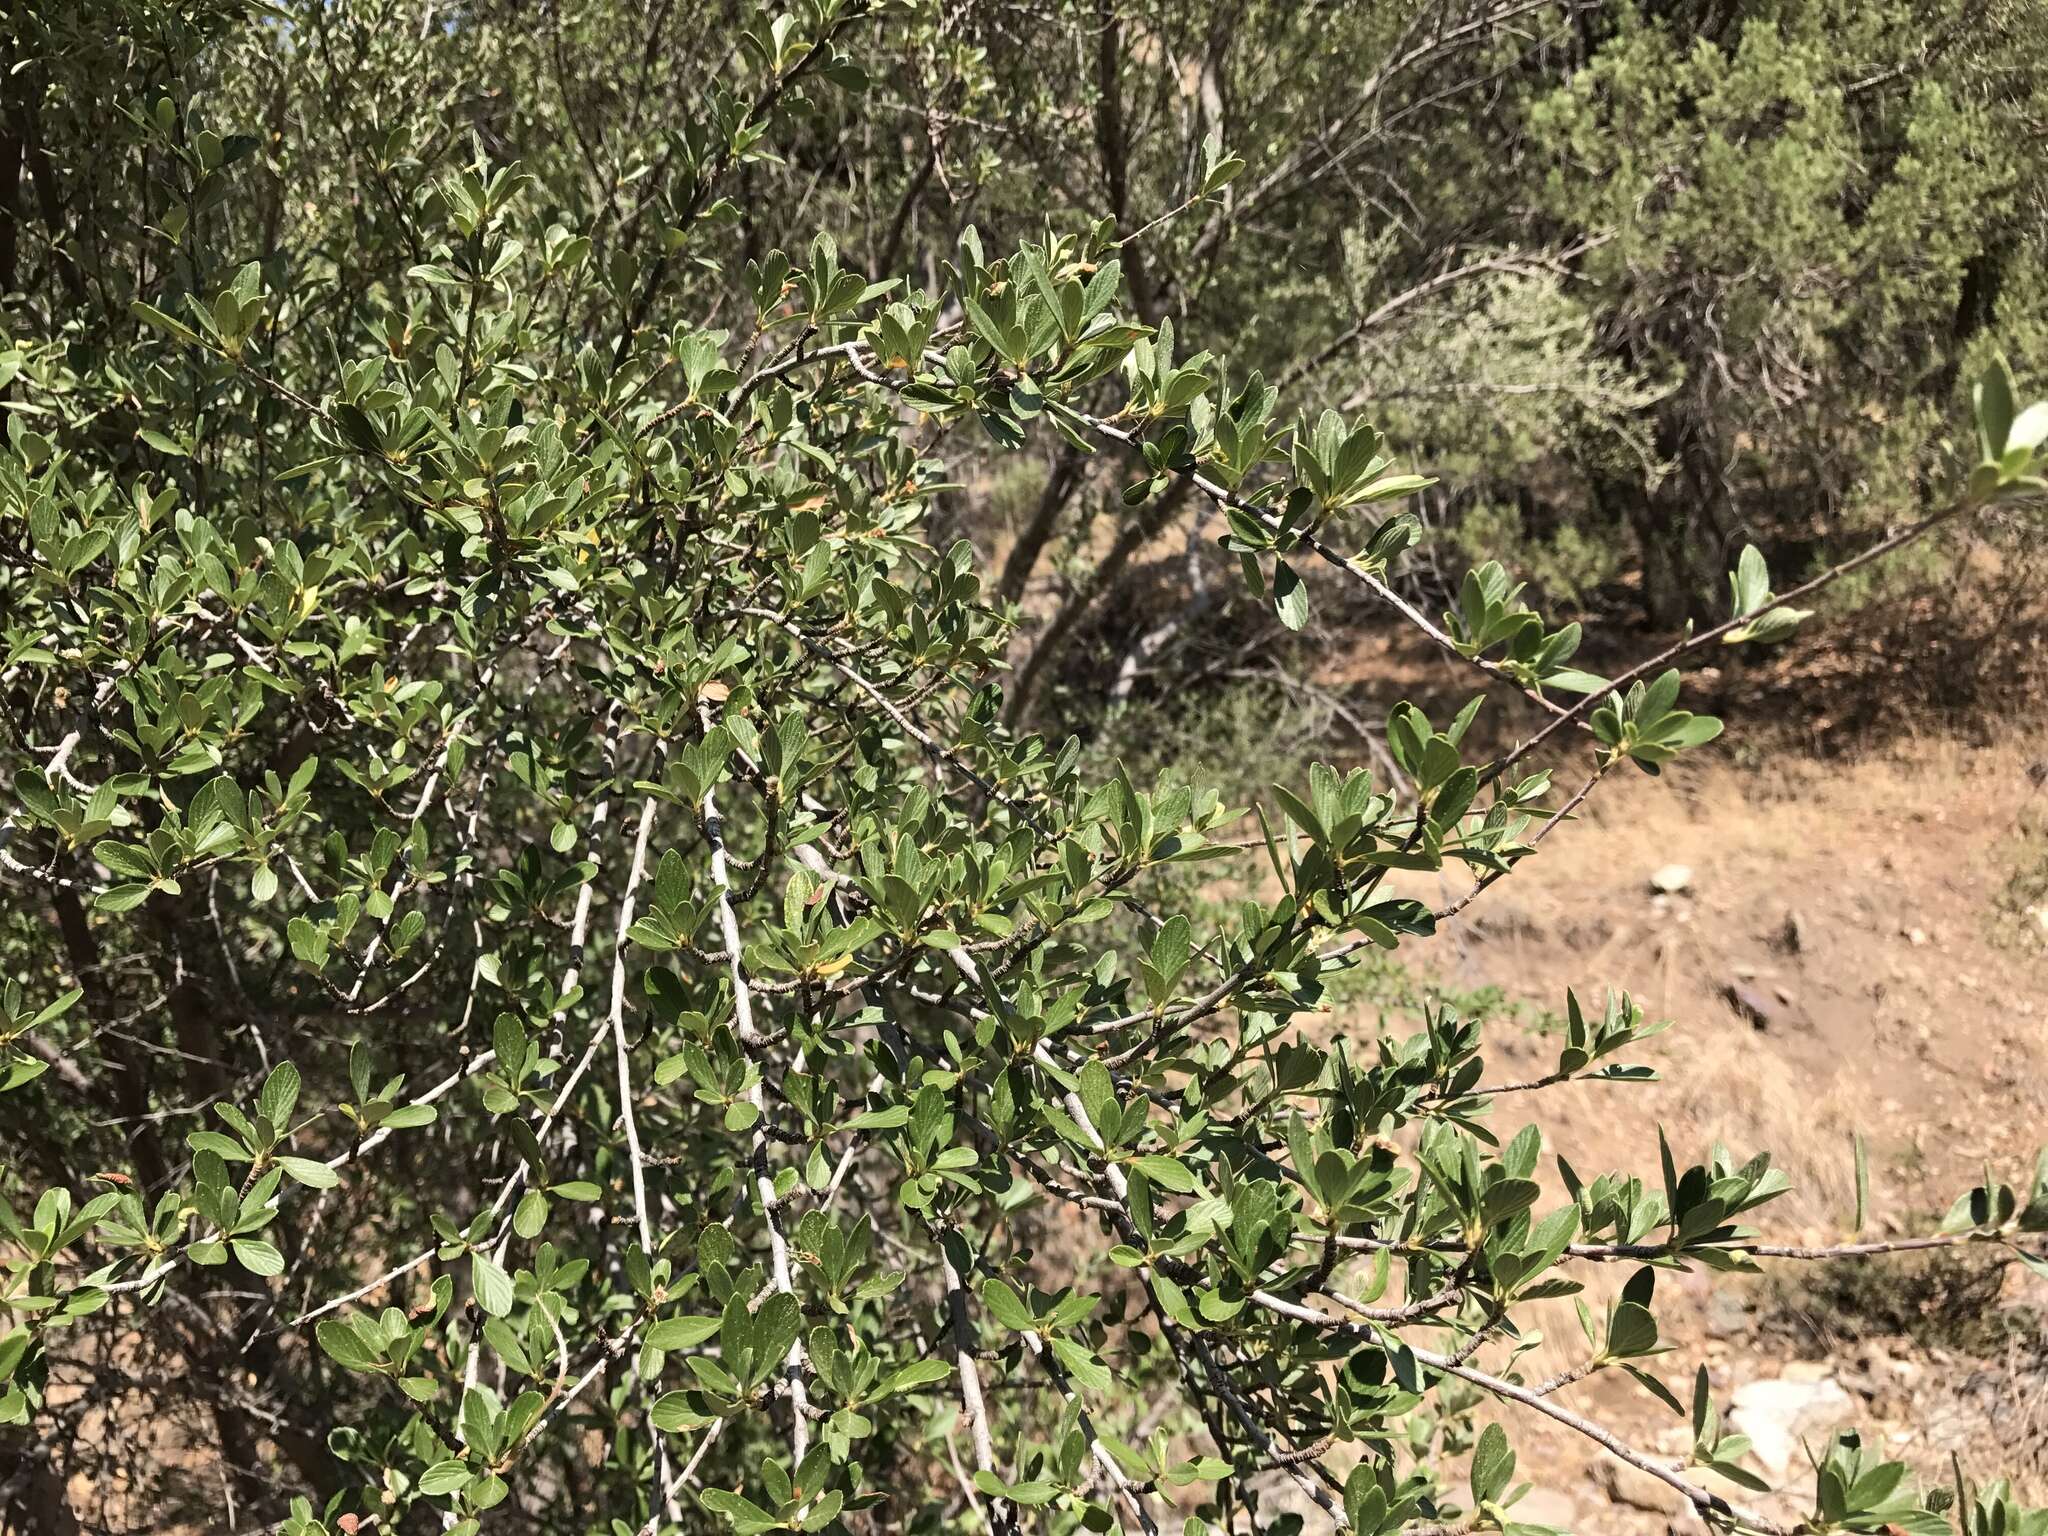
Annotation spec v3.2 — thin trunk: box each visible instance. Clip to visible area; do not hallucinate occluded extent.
[1093,0,1159,324]
[155,898,231,1106]
[1005,478,1191,726]
[52,889,167,1192]
[996,446,1087,606]
[876,139,938,278]
[8,66,86,306]
[1,98,21,305]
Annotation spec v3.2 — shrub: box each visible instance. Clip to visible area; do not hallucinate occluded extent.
[3,4,2048,1536]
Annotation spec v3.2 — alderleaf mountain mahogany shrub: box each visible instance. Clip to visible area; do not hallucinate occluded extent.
[3,3,2048,1535]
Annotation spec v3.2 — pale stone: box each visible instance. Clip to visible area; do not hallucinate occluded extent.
[1727,1376,1854,1479]
[1651,863,1693,894]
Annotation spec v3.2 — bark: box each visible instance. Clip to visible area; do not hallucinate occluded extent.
[1092,0,1160,325]
[51,889,168,1193]
[1005,478,1192,726]
[996,446,1087,606]
[876,139,939,278]
[5,63,86,306]
[1,98,21,305]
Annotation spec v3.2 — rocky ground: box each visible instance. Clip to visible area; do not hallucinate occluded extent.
[1376,731,2048,1532]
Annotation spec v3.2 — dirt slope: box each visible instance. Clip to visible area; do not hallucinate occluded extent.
[1381,732,2048,1531]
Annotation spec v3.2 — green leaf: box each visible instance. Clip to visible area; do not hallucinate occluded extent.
[513,1188,547,1239]
[259,1061,302,1125]
[752,1292,802,1380]
[1273,560,1309,631]
[130,300,202,344]
[2007,400,2048,455]
[419,1460,472,1496]
[472,1253,516,1317]
[316,1319,379,1371]
[277,1156,338,1190]
[842,1104,910,1133]
[1605,1301,1659,1359]
[698,1487,782,1534]
[876,1358,953,1398]
[1470,1422,1514,1505]
[649,1390,706,1432]
[647,1316,722,1350]
[187,1130,252,1162]
[1977,354,2017,457]
[1130,1154,1196,1193]
[975,1469,1057,1506]
[1050,1335,1111,1393]
[979,1279,1036,1333]
[231,1239,284,1277]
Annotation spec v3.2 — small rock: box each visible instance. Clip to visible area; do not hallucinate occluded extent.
[1593,1457,1682,1515]
[1704,1288,1751,1340]
[1904,926,1929,947]
[1772,909,1807,954]
[1651,863,1693,895]
[1728,1376,1855,1479]
[2029,904,2048,938]
[1724,980,1783,1031]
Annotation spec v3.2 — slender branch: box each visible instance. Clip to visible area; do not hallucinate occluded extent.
[939,1232,1018,1536]
[1321,1227,2031,1265]
[700,701,811,1461]
[1275,242,1607,398]
[1492,495,1979,777]
[1431,749,1612,922]
[1408,1341,1787,1535]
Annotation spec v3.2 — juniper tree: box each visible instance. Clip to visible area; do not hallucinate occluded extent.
[3,4,2047,1536]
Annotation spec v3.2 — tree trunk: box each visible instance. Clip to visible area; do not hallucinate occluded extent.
[996,447,1087,607]
[1005,478,1191,726]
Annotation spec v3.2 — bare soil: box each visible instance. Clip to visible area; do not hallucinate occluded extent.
[1380,730,2048,1532]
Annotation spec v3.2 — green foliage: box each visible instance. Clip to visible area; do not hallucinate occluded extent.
[1,2,2045,1534]
[1764,1243,2034,1358]
[1516,0,2048,618]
